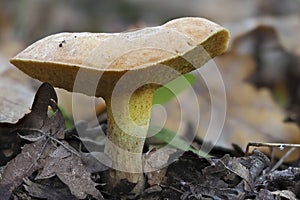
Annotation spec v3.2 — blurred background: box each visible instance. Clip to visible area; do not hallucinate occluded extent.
[1,0,300,158]
[1,0,299,55]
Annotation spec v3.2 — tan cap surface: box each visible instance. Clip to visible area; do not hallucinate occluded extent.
[10,17,229,97]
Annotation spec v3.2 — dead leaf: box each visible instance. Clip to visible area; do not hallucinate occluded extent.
[0,57,37,124]
[0,83,103,199]
[272,190,297,200]
[179,154,246,199]
[37,144,103,199]
[143,147,178,186]
[0,128,57,199]
[23,177,76,200]
[0,83,63,198]
[144,147,179,172]
[257,166,300,197]
[179,150,269,199]
[80,151,111,173]
[256,189,276,200]
[0,59,38,165]
[0,78,34,124]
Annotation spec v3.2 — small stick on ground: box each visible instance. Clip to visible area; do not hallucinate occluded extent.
[15,128,81,157]
[246,142,300,155]
[246,142,300,171]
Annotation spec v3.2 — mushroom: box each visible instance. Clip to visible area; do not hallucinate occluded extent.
[10,17,229,193]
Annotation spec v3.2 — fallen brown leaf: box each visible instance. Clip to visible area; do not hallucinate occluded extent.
[0,83,63,198]
[37,144,102,199]
[0,83,103,200]
[144,147,178,186]
[0,78,32,124]
[0,54,40,123]
[23,177,76,200]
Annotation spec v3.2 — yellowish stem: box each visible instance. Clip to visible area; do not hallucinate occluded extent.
[103,85,156,193]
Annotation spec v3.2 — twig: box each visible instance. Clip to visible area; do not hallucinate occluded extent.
[270,147,297,172]
[246,142,300,171]
[47,133,81,157]
[26,138,50,174]
[160,184,184,194]
[246,142,300,156]
[14,128,81,157]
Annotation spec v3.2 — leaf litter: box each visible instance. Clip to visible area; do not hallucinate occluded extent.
[0,85,299,199]
[139,150,300,199]
[0,83,103,200]
[0,80,300,199]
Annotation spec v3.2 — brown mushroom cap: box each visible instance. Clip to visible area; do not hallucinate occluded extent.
[10,17,229,97]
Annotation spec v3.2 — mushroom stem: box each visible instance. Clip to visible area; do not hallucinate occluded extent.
[103,85,156,193]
